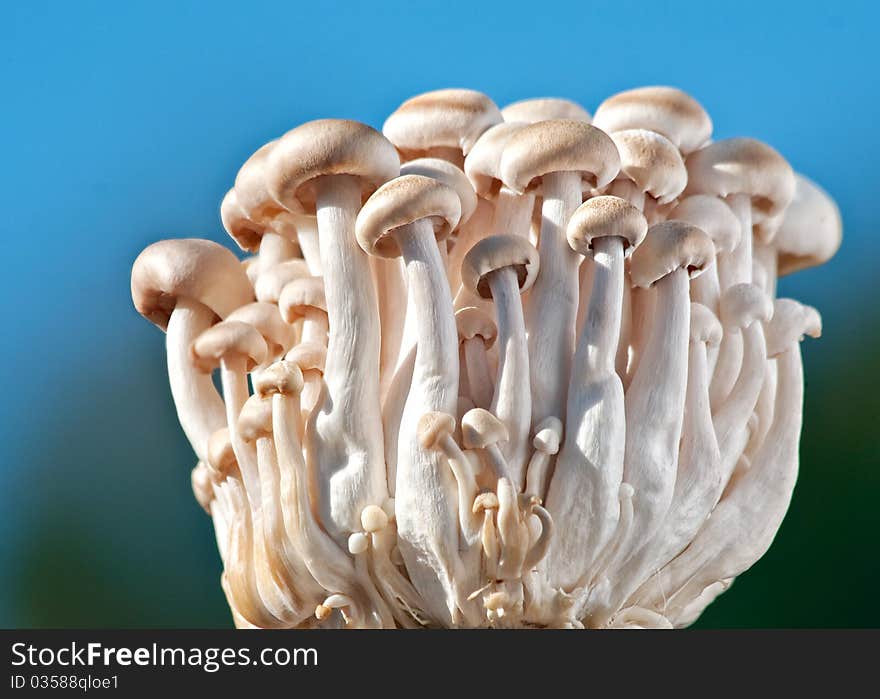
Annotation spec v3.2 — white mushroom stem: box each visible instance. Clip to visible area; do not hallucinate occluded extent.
[691,263,722,314]
[392,218,463,626]
[299,308,328,346]
[166,298,226,462]
[372,255,407,400]
[294,216,322,275]
[753,242,778,297]
[526,171,582,426]
[713,321,767,487]
[609,318,722,617]
[216,479,283,628]
[624,286,656,388]
[431,432,481,542]
[487,267,531,484]
[252,432,313,623]
[617,269,690,571]
[257,232,297,274]
[546,236,626,589]
[462,337,493,409]
[491,189,534,238]
[311,175,387,540]
[722,194,753,288]
[272,389,389,628]
[217,356,261,506]
[637,340,806,614]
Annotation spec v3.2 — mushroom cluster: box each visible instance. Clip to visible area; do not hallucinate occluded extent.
[132,87,841,629]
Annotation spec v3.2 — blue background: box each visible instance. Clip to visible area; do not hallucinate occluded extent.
[1,0,876,626]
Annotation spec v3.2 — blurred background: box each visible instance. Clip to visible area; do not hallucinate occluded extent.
[1,0,876,628]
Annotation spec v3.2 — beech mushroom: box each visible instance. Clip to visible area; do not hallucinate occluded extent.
[613,220,714,573]
[545,196,647,590]
[131,239,253,461]
[266,119,397,541]
[500,119,620,427]
[383,88,503,166]
[132,86,840,629]
[461,234,540,484]
[355,173,465,624]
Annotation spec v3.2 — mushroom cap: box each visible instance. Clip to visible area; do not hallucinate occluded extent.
[284,341,327,374]
[238,394,273,441]
[220,188,265,252]
[685,138,795,223]
[227,302,294,358]
[234,140,289,227]
[610,129,688,204]
[455,306,498,346]
[191,462,214,513]
[266,119,400,215]
[355,174,461,258]
[400,158,477,225]
[592,86,712,155]
[689,303,722,346]
[253,359,305,397]
[361,505,389,533]
[500,120,621,195]
[131,238,254,331]
[668,194,740,254]
[417,411,456,450]
[278,276,327,323]
[461,408,509,449]
[207,427,237,479]
[473,491,500,513]
[464,121,528,198]
[566,195,647,257]
[501,97,591,124]
[719,283,774,330]
[348,532,370,555]
[461,234,540,299]
[774,174,842,276]
[254,259,310,304]
[532,416,563,454]
[765,298,822,357]
[190,320,269,373]
[629,220,715,288]
[382,88,503,161]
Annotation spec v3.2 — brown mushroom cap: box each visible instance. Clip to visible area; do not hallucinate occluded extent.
[234,141,287,225]
[499,120,621,195]
[382,88,503,161]
[190,320,269,373]
[774,174,842,276]
[253,359,305,397]
[685,138,795,223]
[689,302,722,346]
[238,394,274,441]
[417,411,456,450]
[278,276,327,324]
[461,234,540,299]
[719,283,773,331]
[207,427,237,480]
[765,299,822,357]
[254,259,310,304]
[629,220,715,288]
[400,158,477,224]
[355,174,461,258]
[220,188,265,252]
[191,461,215,513]
[461,407,509,449]
[227,302,294,359]
[464,121,528,198]
[501,97,591,124]
[266,119,400,215]
[284,341,327,374]
[610,129,687,204]
[668,194,740,255]
[455,306,498,346]
[131,238,254,331]
[566,195,647,257]
[592,86,712,155]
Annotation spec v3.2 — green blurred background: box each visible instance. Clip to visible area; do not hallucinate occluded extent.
[1,1,877,628]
